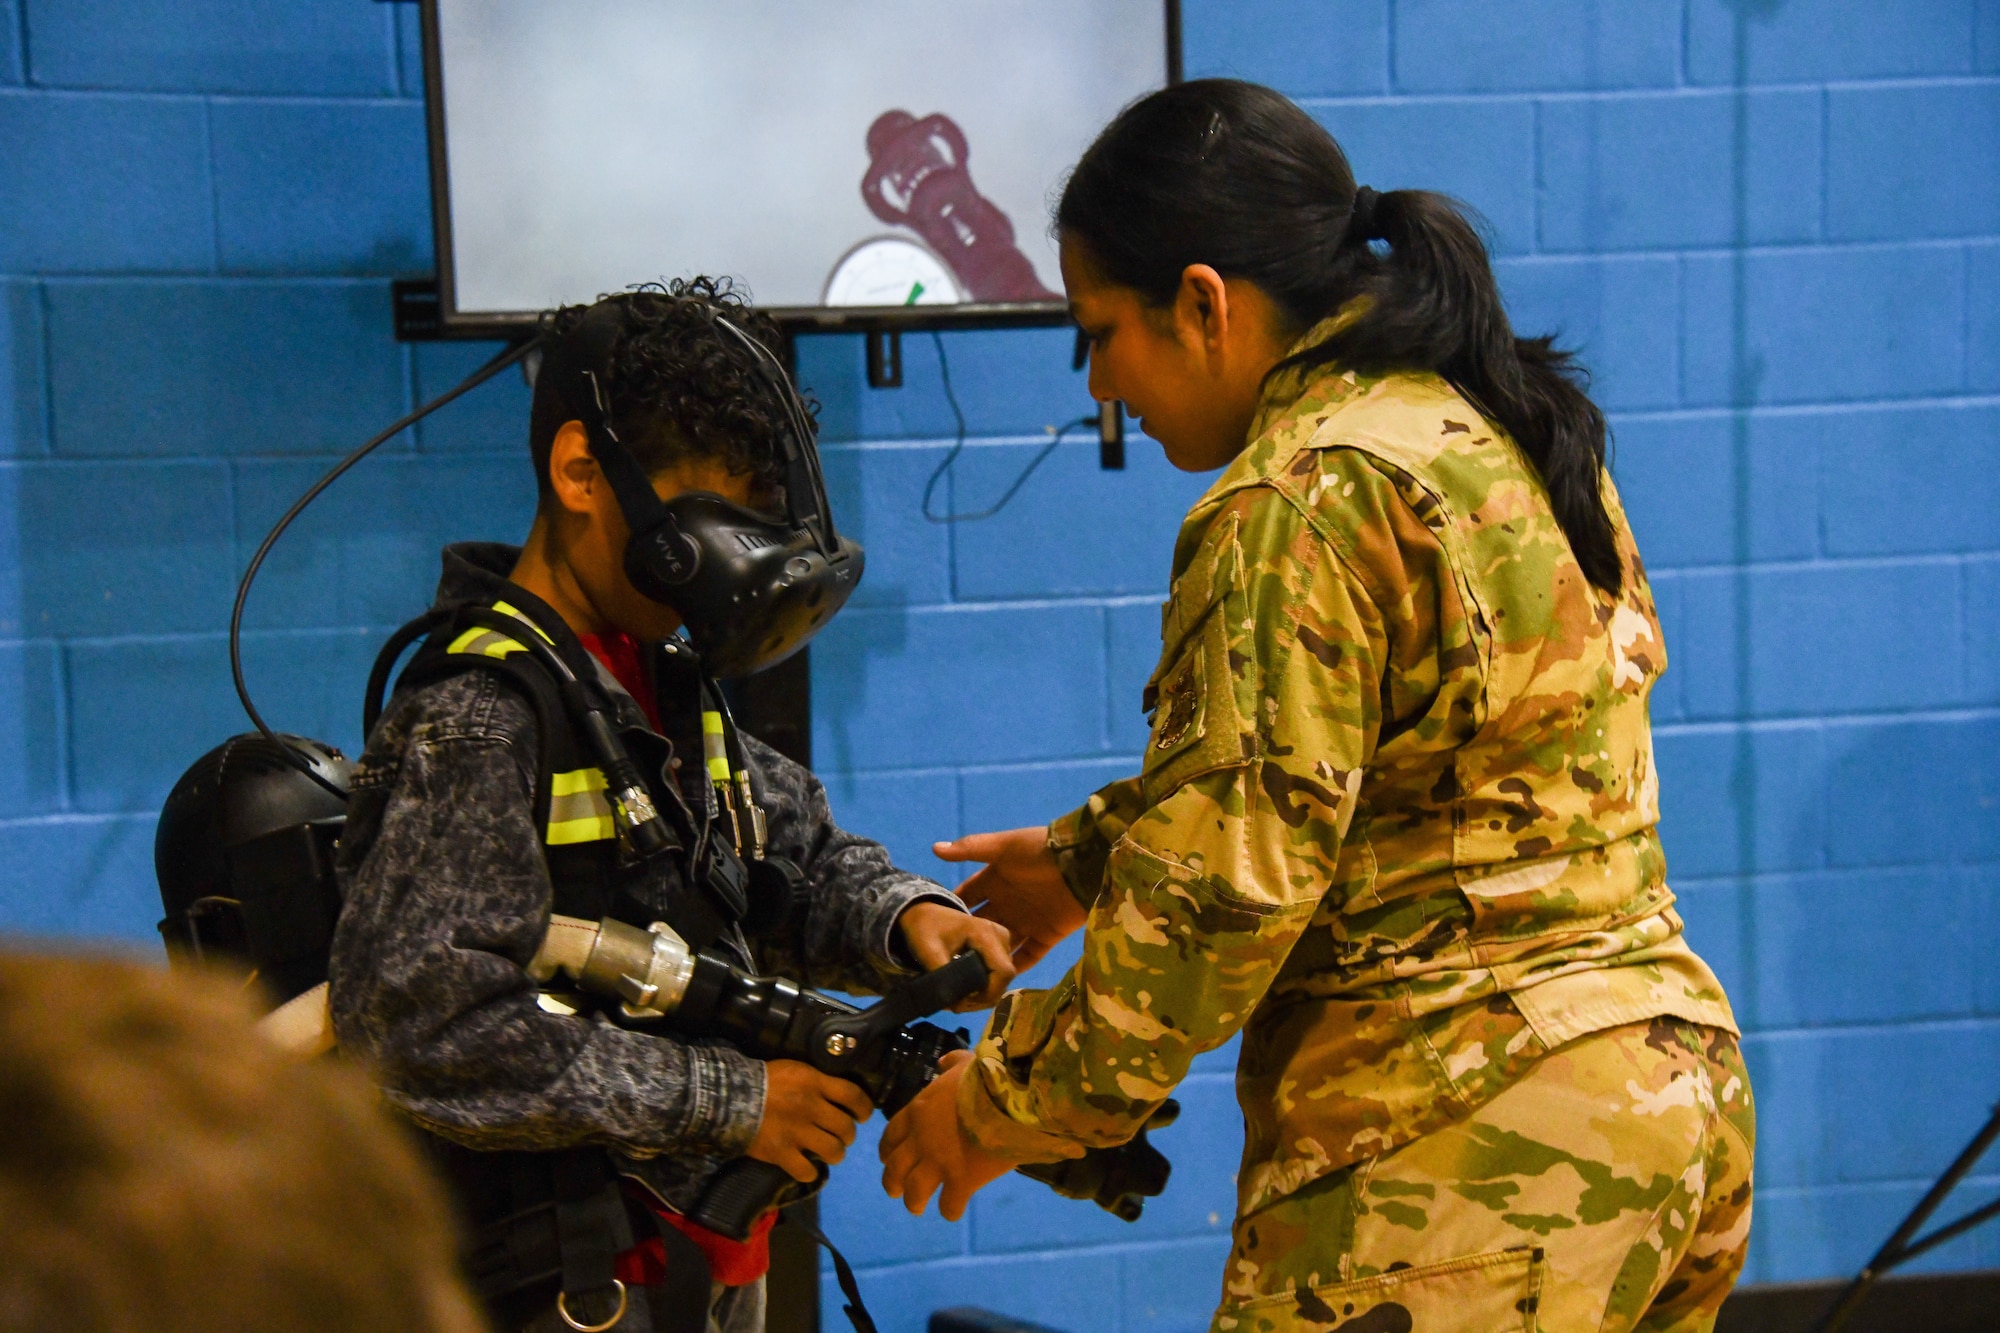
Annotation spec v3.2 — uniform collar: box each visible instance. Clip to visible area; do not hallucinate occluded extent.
[1182,298,1377,527]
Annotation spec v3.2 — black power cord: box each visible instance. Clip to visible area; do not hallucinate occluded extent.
[920,330,1094,524]
[229,337,541,801]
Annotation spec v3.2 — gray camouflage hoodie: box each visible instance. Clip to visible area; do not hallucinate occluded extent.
[328,543,961,1210]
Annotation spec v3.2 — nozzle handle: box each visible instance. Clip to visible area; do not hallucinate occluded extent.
[808,950,990,1075]
[898,949,990,1019]
[688,1157,821,1240]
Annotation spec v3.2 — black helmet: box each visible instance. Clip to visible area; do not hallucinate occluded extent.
[155,733,349,1006]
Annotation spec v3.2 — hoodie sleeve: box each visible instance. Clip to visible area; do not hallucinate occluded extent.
[738,733,965,995]
[329,670,766,1158]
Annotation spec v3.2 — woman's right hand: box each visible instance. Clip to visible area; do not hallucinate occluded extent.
[747,1060,873,1183]
[935,827,1087,973]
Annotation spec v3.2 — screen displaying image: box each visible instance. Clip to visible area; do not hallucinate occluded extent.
[430,0,1174,323]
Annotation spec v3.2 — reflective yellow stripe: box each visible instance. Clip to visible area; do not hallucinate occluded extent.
[491,601,555,645]
[446,603,554,661]
[702,710,730,781]
[446,626,528,659]
[546,767,615,845]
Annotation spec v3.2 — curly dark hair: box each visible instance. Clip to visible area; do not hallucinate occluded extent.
[529,277,807,498]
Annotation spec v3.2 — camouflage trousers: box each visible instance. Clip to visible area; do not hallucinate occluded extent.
[1214,1019,1754,1333]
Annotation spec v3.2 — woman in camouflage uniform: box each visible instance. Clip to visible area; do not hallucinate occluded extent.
[880,80,1754,1333]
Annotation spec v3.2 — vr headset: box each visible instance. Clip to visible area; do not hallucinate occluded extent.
[540,300,864,678]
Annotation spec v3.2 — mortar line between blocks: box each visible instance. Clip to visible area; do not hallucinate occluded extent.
[202,97,221,275]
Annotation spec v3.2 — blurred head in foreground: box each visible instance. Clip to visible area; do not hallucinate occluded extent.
[0,949,483,1333]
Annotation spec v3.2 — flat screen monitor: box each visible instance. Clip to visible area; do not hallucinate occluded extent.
[421,0,1180,336]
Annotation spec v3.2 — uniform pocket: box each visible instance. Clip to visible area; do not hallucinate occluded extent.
[1216,1245,1544,1333]
[997,975,1077,1081]
[1143,520,1253,806]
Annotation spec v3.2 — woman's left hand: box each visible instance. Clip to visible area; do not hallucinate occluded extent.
[879,1049,1018,1220]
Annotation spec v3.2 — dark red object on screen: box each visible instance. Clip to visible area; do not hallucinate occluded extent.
[862,110,1058,303]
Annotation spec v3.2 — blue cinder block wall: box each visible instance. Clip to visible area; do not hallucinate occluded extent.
[1,2,1995,1327]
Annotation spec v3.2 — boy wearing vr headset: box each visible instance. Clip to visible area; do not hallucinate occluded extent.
[329,280,1012,1333]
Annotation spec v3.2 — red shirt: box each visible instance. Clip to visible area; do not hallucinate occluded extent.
[579,631,774,1288]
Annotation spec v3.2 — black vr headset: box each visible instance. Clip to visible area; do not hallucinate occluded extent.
[541,300,864,678]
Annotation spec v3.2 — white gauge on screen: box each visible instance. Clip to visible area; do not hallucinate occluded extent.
[822,235,965,307]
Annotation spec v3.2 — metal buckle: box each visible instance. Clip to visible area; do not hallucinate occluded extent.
[556,1279,628,1332]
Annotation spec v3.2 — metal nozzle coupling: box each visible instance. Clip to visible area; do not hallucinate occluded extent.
[611,784,659,831]
[532,914,697,1020]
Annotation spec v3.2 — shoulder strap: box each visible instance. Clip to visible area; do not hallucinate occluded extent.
[370,603,581,840]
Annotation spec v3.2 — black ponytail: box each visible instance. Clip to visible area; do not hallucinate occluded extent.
[1058,79,1621,595]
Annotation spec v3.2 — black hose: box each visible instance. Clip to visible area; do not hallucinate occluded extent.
[229,337,541,799]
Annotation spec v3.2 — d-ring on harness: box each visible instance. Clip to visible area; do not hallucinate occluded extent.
[557,1279,628,1332]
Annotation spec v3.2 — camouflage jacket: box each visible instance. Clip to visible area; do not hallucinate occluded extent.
[957,329,1737,1218]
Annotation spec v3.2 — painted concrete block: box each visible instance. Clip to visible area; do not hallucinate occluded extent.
[24,0,397,96]
[1108,600,1163,754]
[1825,715,2000,867]
[800,328,1088,446]
[1654,724,1826,879]
[818,443,955,610]
[1677,561,1963,720]
[211,99,431,275]
[1746,1020,2000,1190]
[1828,84,2000,242]
[231,455,535,632]
[1666,876,1745,1010]
[0,92,212,273]
[816,767,960,885]
[45,279,409,458]
[1748,1177,2000,1284]
[1,0,19,84]
[0,641,62,816]
[1311,97,1536,255]
[824,1254,1109,1333]
[395,3,424,98]
[1747,867,1985,1029]
[951,440,1206,600]
[812,604,1108,772]
[411,340,533,456]
[1966,556,2000,704]
[67,634,246,816]
[1182,0,1388,96]
[1686,0,1978,84]
[1645,569,1686,726]
[1606,411,1819,571]
[1497,255,1679,410]
[1818,404,2000,556]
[1982,0,2000,72]
[819,1111,967,1269]
[1970,242,2000,393]
[1538,90,1822,252]
[1970,863,2000,1017]
[1681,246,1965,407]
[1121,1237,1235,1333]
[1394,0,1678,92]
[1,280,45,457]
[0,459,235,638]
[958,757,1138,840]
[68,628,382,814]
[0,815,159,941]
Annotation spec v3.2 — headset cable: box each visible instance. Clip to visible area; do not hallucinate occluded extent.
[229,337,542,800]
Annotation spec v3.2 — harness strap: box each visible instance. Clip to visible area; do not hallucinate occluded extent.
[552,1151,634,1327]
[786,1212,880,1333]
